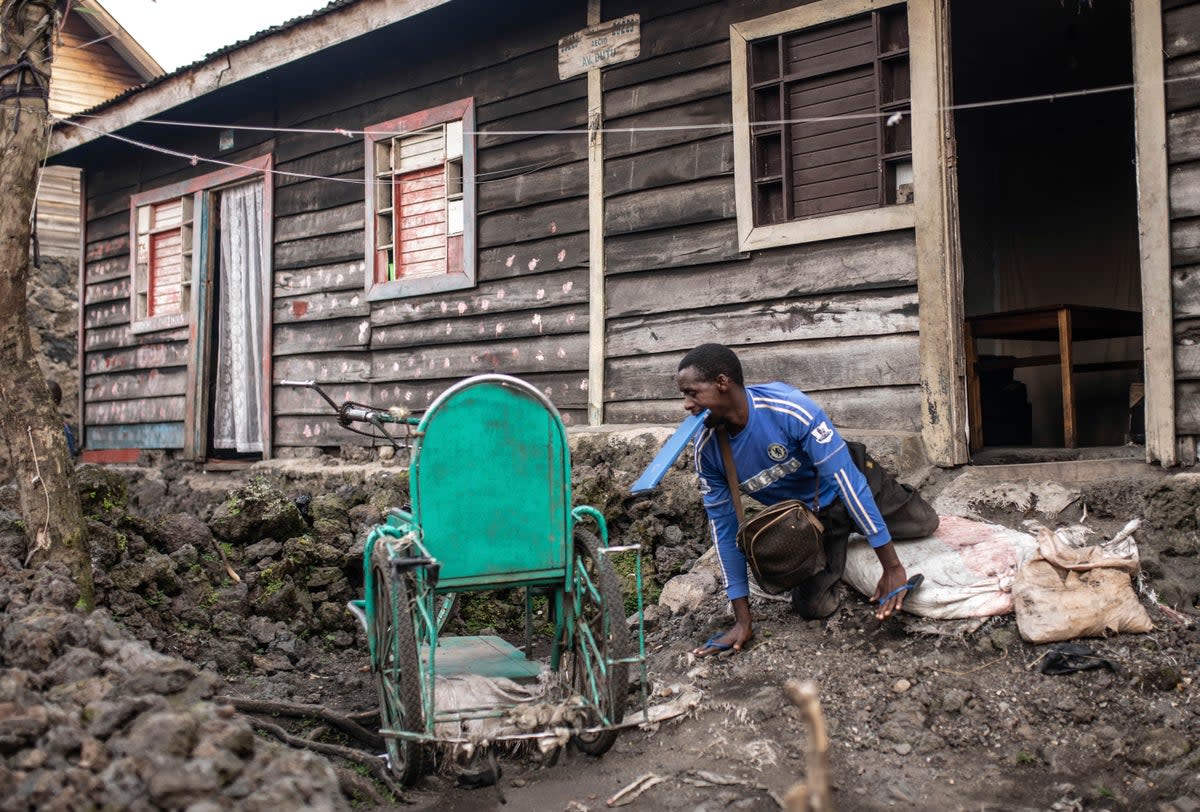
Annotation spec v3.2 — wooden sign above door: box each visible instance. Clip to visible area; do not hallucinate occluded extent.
[558,14,640,80]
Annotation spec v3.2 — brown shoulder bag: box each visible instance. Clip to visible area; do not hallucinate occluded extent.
[717,426,826,595]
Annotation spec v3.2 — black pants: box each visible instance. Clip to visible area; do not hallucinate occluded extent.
[790,443,939,619]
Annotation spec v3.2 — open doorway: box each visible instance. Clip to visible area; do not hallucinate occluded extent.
[205,181,267,461]
[952,0,1143,453]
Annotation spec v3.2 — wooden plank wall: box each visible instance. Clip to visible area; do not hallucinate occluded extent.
[601,0,922,432]
[267,0,591,449]
[49,14,146,120]
[1165,0,1200,460]
[77,0,925,455]
[36,166,82,256]
[40,13,148,257]
[79,112,276,451]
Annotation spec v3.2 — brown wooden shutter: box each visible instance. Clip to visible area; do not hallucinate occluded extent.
[785,16,879,217]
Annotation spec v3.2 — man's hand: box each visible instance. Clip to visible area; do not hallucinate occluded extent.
[870,542,908,621]
[871,566,909,620]
[693,596,754,656]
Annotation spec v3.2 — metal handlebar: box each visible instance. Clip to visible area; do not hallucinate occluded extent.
[279,379,418,449]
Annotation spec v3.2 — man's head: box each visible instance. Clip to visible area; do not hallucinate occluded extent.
[677,343,744,387]
[676,343,746,426]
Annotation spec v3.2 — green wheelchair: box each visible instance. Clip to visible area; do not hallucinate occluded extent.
[284,374,646,783]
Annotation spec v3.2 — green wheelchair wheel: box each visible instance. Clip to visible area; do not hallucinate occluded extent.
[371,547,426,784]
[565,527,631,756]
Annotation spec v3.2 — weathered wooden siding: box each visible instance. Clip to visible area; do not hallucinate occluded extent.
[270,0,590,449]
[49,14,146,119]
[77,120,274,451]
[601,0,921,431]
[36,166,82,256]
[1166,0,1200,458]
[76,0,926,456]
[39,13,149,256]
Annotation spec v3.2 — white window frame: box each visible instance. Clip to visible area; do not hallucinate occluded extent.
[364,97,477,301]
[731,0,926,252]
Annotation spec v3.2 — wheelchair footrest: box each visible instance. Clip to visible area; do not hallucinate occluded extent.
[423,635,545,681]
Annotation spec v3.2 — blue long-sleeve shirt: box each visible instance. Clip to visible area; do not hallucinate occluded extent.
[693,382,891,601]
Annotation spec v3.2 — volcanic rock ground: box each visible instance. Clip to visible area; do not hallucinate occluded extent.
[0,433,1197,811]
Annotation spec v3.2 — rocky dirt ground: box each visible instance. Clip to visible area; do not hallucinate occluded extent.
[1,433,1198,811]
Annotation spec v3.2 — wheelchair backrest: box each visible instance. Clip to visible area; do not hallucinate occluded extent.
[410,375,571,589]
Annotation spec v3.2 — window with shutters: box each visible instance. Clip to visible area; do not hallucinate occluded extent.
[129,156,271,335]
[365,98,476,300]
[731,0,917,251]
[131,195,193,332]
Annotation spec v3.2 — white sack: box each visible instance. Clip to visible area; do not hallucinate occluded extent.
[1012,525,1152,643]
[844,515,1039,619]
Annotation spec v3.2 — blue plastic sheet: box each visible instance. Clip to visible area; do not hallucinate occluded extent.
[629,411,708,495]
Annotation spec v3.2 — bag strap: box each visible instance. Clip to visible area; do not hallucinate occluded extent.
[716,426,746,526]
[717,424,821,517]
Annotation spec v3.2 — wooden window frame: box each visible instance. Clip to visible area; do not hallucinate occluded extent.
[364,98,476,301]
[731,0,921,252]
[128,155,272,334]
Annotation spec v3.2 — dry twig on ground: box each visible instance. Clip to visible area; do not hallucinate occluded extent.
[249,717,405,801]
[783,679,831,812]
[217,695,384,750]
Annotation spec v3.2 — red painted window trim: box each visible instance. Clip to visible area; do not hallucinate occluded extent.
[364,98,476,301]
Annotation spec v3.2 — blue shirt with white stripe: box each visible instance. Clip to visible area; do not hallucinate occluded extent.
[693,382,891,601]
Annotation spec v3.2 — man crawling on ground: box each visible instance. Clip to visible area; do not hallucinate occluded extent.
[676,343,939,657]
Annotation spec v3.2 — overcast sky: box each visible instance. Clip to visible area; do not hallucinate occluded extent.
[100,0,333,72]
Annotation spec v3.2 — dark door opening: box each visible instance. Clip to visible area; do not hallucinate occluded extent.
[205,181,266,461]
[952,0,1143,452]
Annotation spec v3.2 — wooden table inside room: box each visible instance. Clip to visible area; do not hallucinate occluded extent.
[964,305,1143,451]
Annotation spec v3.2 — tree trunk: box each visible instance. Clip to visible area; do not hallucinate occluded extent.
[0,0,93,607]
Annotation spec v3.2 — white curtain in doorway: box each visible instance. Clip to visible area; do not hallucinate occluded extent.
[213,182,264,452]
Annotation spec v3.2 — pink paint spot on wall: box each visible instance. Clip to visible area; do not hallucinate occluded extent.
[528,258,539,271]
[557,249,567,262]
[505,255,516,267]
[292,300,309,318]
[549,221,557,234]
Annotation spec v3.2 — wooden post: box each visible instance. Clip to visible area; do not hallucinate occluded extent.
[910,0,968,467]
[586,0,605,426]
[964,322,982,453]
[1057,307,1076,449]
[1130,0,1176,466]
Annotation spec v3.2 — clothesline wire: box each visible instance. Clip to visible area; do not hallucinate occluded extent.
[69,71,1197,138]
[54,116,581,186]
[31,70,1200,188]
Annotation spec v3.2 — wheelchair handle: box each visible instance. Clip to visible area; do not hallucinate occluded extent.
[391,556,440,588]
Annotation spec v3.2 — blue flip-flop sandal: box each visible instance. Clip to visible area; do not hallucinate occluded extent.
[698,634,733,653]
